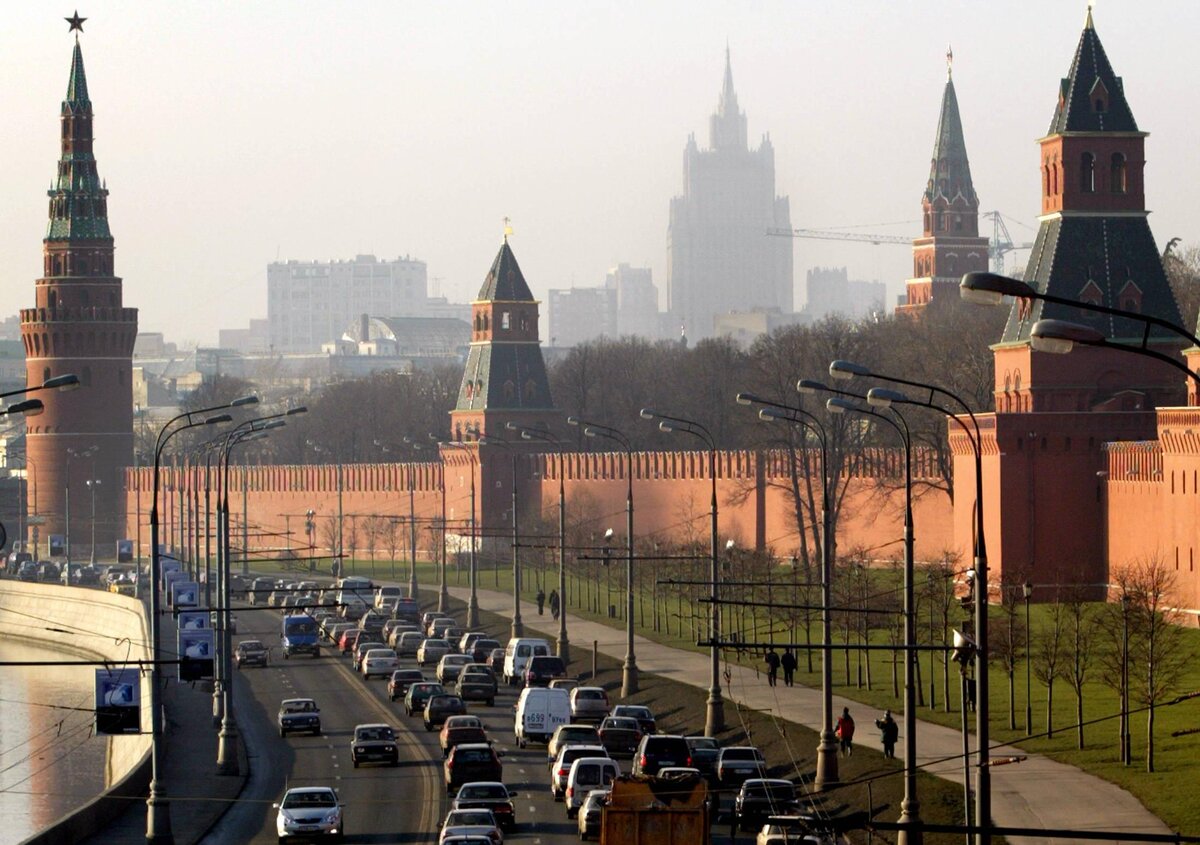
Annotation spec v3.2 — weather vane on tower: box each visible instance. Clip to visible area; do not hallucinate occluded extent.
[946,44,953,79]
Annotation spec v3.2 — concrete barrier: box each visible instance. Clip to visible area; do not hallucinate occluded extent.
[0,581,152,845]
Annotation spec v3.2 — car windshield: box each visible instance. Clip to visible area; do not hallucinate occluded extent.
[239,641,263,651]
[745,782,796,802]
[604,718,638,731]
[356,726,394,741]
[563,727,600,739]
[460,784,507,799]
[448,810,495,826]
[456,748,493,762]
[283,701,315,713]
[688,737,719,750]
[724,748,763,761]
[285,620,316,635]
[282,790,336,809]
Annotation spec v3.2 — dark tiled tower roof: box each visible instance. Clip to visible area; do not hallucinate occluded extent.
[476,240,534,302]
[48,41,110,241]
[925,76,977,207]
[1047,8,1138,135]
[452,241,556,440]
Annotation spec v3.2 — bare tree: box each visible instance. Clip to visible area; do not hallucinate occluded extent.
[1061,578,1102,749]
[992,584,1025,731]
[363,515,382,579]
[1124,557,1189,772]
[382,517,400,581]
[1032,589,1067,738]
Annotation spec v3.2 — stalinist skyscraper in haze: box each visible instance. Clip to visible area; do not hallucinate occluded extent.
[667,49,793,341]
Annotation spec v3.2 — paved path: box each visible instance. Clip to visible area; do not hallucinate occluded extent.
[451,585,1173,845]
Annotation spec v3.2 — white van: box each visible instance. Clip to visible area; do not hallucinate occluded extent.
[375,585,402,609]
[503,637,551,686]
[337,577,373,617]
[564,757,621,818]
[513,687,570,748]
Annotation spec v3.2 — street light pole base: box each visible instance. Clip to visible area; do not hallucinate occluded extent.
[437,589,449,613]
[408,576,418,603]
[814,730,839,790]
[466,595,480,629]
[145,786,174,843]
[621,659,639,698]
[556,634,570,665]
[704,689,724,737]
[897,799,923,845]
[216,723,240,776]
[511,618,524,639]
[211,688,223,727]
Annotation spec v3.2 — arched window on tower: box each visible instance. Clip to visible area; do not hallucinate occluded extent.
[1043,164,1050,197]
[48,291,57,311]
[1111,153,1127,193]
[1051,159,1060,196]
[1081,153,1095,193]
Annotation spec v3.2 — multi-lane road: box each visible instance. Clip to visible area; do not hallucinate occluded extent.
[202,605,590,844]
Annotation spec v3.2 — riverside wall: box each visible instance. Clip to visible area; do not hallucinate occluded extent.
[0,581,152,845]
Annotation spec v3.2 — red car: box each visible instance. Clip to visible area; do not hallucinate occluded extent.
[338,628,364,655]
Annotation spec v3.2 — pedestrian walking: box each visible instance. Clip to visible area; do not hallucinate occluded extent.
[780,648,797,687]
[836,707,855,756]
[548,589,560,621]
[536,587,546,615]
[764,647,781,687]
[875,710,898,759]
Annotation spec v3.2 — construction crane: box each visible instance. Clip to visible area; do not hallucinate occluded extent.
[768,210,1034,274]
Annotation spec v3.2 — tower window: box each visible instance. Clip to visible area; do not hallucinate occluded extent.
[501,311,511,331]
[1095,98,1106,113]
[1111,153,1127,193]
[1081,153,1095,193]
[503,380,515,401]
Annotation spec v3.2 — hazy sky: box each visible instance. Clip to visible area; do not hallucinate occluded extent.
[2,2,1198,346]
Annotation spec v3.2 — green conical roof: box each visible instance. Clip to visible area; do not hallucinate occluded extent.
[477,241,534,302]
[65,41,89,107]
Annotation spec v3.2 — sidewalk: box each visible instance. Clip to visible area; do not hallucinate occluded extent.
[450,585,1172,845]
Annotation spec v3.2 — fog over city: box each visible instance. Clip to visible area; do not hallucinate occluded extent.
[1,1,1197,344]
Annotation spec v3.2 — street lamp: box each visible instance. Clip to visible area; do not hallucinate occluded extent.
[1120,591,1131,766]
[1030,319,1200,389]
[826,392,921,845]
[64,444,97,582]
[823,360,989,844]
[87,478,101,565]
[521,424,574,666]
[1023,581,1033,736]
[441,438,480,628]
[639,408,723,736]
[735,392,838,790]
[400,437,426,602]
[146,393,255,841]
[478,433,524,641]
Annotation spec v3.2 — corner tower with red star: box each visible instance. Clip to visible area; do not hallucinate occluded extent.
[20,13,137,553]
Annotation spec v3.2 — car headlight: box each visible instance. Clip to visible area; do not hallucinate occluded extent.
[325,811,340,824]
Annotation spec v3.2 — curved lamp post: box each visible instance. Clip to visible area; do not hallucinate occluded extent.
[568,417,638,693]
[639,408,723,736]
[823,360,989,843]
[64,444,97,578]
[440,438,480,627]
[147,393,256,841]
[517,424,573,667]
[1030,319,1200,389]
[825,392,921,845]
[478,433,524,641]
[735,392,838,790]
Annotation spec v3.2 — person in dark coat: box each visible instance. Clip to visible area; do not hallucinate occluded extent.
[548,589,560,620]
[780,649,797,687]
[875,710,898,759]
[536,587,545,615]
[764,647,781,687]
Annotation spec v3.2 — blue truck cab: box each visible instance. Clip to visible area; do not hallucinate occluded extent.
[281,614,320,658]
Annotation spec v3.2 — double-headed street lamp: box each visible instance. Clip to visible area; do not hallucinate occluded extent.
[639,408,723,736]
[515,423,574,667]
[478,433,524,641]
[399,437,426,602]
[87,477,101,565]
[734,392,838,790]
[65,444,97,577]
[147,393,257,842]
[441,438,480,628]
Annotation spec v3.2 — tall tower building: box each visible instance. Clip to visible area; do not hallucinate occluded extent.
[899,50,990,314]
[667,49,792,340]
[992,9,1184,413]
[20,28,136,552]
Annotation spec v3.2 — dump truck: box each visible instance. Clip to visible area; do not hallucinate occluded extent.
[601,773,710,845]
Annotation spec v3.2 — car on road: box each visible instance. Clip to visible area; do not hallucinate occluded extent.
[278,698,322,737]
[452,782,518,832]
[16,560,38,582]
[234,640,270,669]
[485,648,505,671]
[36,561,61,583]
[249,577,275,605]
[565,757,620,818]
[387,668,426,701]
[513,687,571,748]
[418,638,453,667]
[551,744,608,801]
[337,628,364,655]
[632,734,692,776]
[441,723,490,759]
[685,735,720,777]
[754,817,837,845]
[361,648,399,679]
[350,723,399,768]
[569,687,610,723]
[424,694,467,731]
[717,746,768,789]
[547,724,602,768]
[428,617,457,638]
[610,704,655,736]
[404,682,447,717]
[437,654,474,685]
[577,787,611,841]
[735,779,800,832]
[444,742,504,793]
[524,655,567,687]
[274,786,343,841]
[458,631,488,654]
[395,630,425,657]
[438,809,503,845]
[597,717,641,758]
[108,576,137,596]
[456,667,498,706]
[470,638,502,664]
[352,640,386,673]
